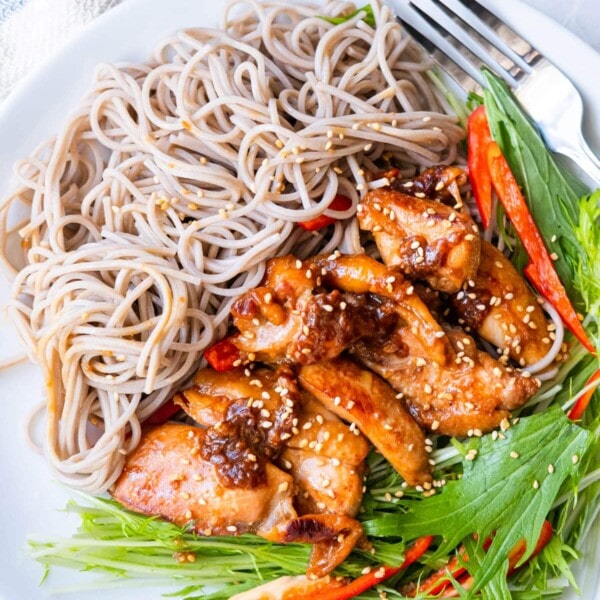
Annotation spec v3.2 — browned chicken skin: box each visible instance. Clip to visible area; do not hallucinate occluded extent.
[112,422,363,578]
[231,255,394,365]
[299,358,432,486]
[450,240,552,366]
[390,166,468,207]
[232,253,450,367]
[358,184,480,294]
[282,394,369,517]
[352,325,540,437]
[178,366,369,518]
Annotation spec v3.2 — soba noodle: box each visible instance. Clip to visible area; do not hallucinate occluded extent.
[0,0,466,492]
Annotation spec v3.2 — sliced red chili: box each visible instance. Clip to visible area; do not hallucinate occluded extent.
[203,336,241,372]
[298,194,352,231]
[290,536,434,600]
[467,105,494,229]
[486,141,594,353]
[568,367,600,420]
[143,398,181,425]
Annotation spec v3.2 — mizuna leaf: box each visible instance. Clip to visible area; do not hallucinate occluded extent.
[362,406,589,593]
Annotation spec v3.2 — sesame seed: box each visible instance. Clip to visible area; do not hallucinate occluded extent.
[465,449,478,461]
[572,454,579,464]
[364,144,373,152]
[548,464,555,474]
[510,451,520,459]
[185,510,193,519]
[533,480,539,489]
[431,420,440,431]
[322,304,334,312]
[226,525,238,533]
[416,357,426,367]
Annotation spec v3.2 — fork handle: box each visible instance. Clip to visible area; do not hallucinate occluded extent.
[561,135,600,187]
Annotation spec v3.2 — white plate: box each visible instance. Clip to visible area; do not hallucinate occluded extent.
[1,1,599,599]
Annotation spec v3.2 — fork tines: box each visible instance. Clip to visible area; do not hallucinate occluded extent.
[395,0,542,92]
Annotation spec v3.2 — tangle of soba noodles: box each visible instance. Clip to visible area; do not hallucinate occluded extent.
[0,0,467,493]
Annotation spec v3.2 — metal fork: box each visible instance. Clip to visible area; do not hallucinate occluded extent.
[393,0,600,185]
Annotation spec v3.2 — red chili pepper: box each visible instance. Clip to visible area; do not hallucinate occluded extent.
[298,194,352,231]
[143,398,181,425]
[289,535,434,600]
[408,536,492,597]
[506,520,553,575]
[486,141,595,353]
[432,522,553,598]
[467,105,494,229]
[203,336,241,372]
[568,368,600,420]
[440,573,474,597]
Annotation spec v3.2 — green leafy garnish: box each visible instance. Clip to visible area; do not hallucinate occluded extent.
[482,70,589,309]
[363,406,589,593]
[319,4,376,28]
[573,190,600,348]
[28,492,405,598]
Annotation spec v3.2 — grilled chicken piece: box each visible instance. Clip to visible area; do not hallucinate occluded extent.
[179,367,369,518]
[390,166,468,208]
[299,358,432,486]
[353,326,540,437]
[282,395,369,517]
[177,365,300,452]
[358,185,480,293]
[232,253,451,367]
[112,422,362,578]
[231,255,396,365]
[450,241,552,366]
